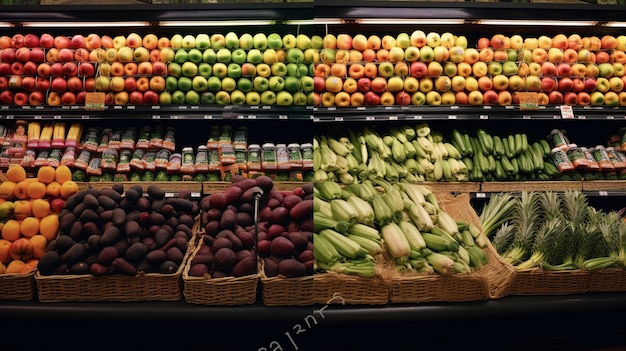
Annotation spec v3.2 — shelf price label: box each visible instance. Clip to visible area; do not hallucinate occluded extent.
[607,115,615,120]
[448,115,457,119]
[560,105,574,119]
[475,192,486,198]
[388,116,398,120]
[599,191,609,196]
[6,115,13,119]
[204,115,212,119]
[334,116,343,121]
[152,115,161,119]
[53,115,62,119]
[278,115,288,119]
[578,115,587,120]
[523,115,531,119]
[365,116,375,121]
[480,115,488,120]
[85,92,105,111]
[33,115,42,119]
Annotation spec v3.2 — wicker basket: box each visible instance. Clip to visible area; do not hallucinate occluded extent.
[183,240,260,306]
[480,181,583,192]
[259,260,314,306]
[421,182,481,193]
[35,239,194,303]
[582,180,626,191]
[89,181,203,194]
[313,270,389,305]
[385,192,492,303]
[0,271,36,301]
[588,268,626,292]
[508,268,591,295]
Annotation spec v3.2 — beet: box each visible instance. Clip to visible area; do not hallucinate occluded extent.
[267,223,287,239]
[277,258,307,278]
[270,236,296,258]
[188,263,209,277]
[263,257,278,277]
[269,206,290,225]
[288,231,310,251]
[213,247,237,272]
[281,194,303,210]
[208,192,228,210]
[257,239,271,258]
[212,237,233,252]
[231,255,257,277]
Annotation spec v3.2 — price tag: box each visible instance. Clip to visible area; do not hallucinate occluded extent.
[151,105,160,110]
[178,105,188,110]
[357,106,366,110]
[334,116,343,121]
[475,192,486,198]
[607,115,615,120]
[262,105,271,110]
[388,116,398,120]
[413,115,422,119]
[113,105,122,110]
[165,192,175,198]
[248,115,257,119]
[236,115,245,119]
[81,115,89,119]
[152,115,161,119]
[518,92,539,110]
[21,106,30,109]
[70,105,80,110]
[191,105,199,109]
[85,92,105,111]
[170,115,178,119]
[578,115,587,120]
[191,192,201,198]
[483,106,492,110]
[448,115,457,119]
[127,105,135,110]
[35,106,43,110]
[365,116,375,121]
[53,115,62,119]
[450,105,459,110]
[327,107,336,111]
[505,105,515,109]
[560,105,574,119]
[480,115,488,119]
[278,115,287,119]
[33,115,42,119]
[599,191,608,196]
[6,115,13,119]
[204,115,213,119]
[523,115,531,119]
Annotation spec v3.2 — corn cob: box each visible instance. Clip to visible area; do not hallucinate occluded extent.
[319,228,369,259]
[314,211,351,234]
[346,193,375,226]
[330,198,359,225]
[412,139,430,159]
[315,180,343,201]
[415,122,431,137]
[423,232,460,252]
[313,233,342,263]
[314,196,333,218]
[405,200,434,232]
[347,234,384,256]
[396,182,426,206]
[398,220,427,251]
[314,137,321,171]
[372,194,394,226]
[381,222,412,259]
[348,223,382,242]
[391,137,407,163]
[403,140,417,159]
[390,160,408,179]
[466,245,489,267]
[337,172,355,185]
[347,130,363,164]
[425,251,455,275]
[327,137,351,157]
[368,150,386,179]
[437,211,459,235]
[319,136,338,172]
[415,136,434,155]
[450,129,468,157]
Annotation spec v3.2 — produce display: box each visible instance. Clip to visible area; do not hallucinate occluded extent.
[0,31,316,106]
[479,190,626,271]
[0,164,78,275]
[193,175,313,278]
[37,184,199,276]
[314,178,489,277]
[314,121,565,184]
[313,32,626,107]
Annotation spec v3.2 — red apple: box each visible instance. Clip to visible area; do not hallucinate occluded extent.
[29,48,45,63]
[557,77,574,92]
[15,47,30,63]
[13,92,28,106]
[70,34,86,49]
[50,62,64,77]
[583,78,597,93]
[76,91,87,105]
[61,91,76,105]
[0,62,10,75]
[143,90,159,105]
[78,62,95,77]
[483,89,499,105]
[51,77,67,92]
[21,76,36,92]
[313,76,325,93]
[67,76,83,92]
[572,78,585,92]
[395,91,411,106]
[57,48,74,63]
[0,48,16,63]
[36,77,50,91]
[541,77,557,92]
[129,90,144,105]
[23,34,40,48]
[548,90,563,105]
[11,34,24,49]
[365,91,380,105]
[0,90,13,105]
[151,61,167,76]
[563,91,578,105]
[577,92,591,105]
[22,61,37,76]
[39,33,54,49]
[28,91,45,106]
[62,62,78,77]
[50,198,65,213]
[54,36,71,50]
[357,77,371,93]
[0,77,8,90]
[10,62,23,75]
[124,77,137,91]
[410,61,428,78]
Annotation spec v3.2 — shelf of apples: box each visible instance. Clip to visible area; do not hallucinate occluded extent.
[0,31,320,108]
[312,31,626,108]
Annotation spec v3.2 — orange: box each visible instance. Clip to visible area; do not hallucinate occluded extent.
[0,181,16,200]
[39,214,59,241]
[59,181,79,199]
[13,180,30,200]
[13,200,32,221]
[5,259,25,274]
[46,181,61,198]
[1,219,21,241]
[5,165,26,183]
[0,261,5,274]
[29,235,48,259]
[37,166,56,185]
[31,198,50,219]
[26,181,47,199]
[19,259,38,274]
[55,165,72,184]
[20,217,40,238]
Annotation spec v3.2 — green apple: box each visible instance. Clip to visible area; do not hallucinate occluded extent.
[411,91,426,105]
[207,76,221,92]
[167,62,182,77]
[282,34,297,49]
[202,48,216,63]
[221,77,237,92]
[231,49,247,65]
[253,76,269,92]
[307,91,315,106]
[188,48,203,64]
[174,49,188,65]
[246,49,263,64]
[271,62,287,77]
[165,76,178,91]
[253,33,267,50]
[260,90,276,105]
[212,63,228,78]
[230,89,245,104]
[195,34,211,50]
[177,77,192,92]
[216,48,232,63]
[297,63,309,76]
[192,76,208,92]
[170,34,183,49]
[284,76,301,93]
[308,63,315,77]
[300,76,314,92]
[227,63,241,78]
[269,76,285,92]
[181,61,198,77]
[198,63,212,78]
[293,91,308,106]
[296,34,312,51]
[225,32,239,49]
[286,48,304,63]
[286,63,300,77]
[276,91,293,106]
[171,90,186,104]
[215,90,231,105]
[311,35,323,50]
[159,91,172,105]
[262,49,278,64]
[239,33,254,50]
[182,35,196,49]
[200,91,215,104]
[211,34,225,49]
[186,90,200,104]
[237,77,253,92]
[245,91,261,105]
[267,33,283,50]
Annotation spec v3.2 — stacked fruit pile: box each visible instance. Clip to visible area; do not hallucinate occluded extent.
[0,164,78,275]
[313,32,626,107]
[0,31,317,106]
